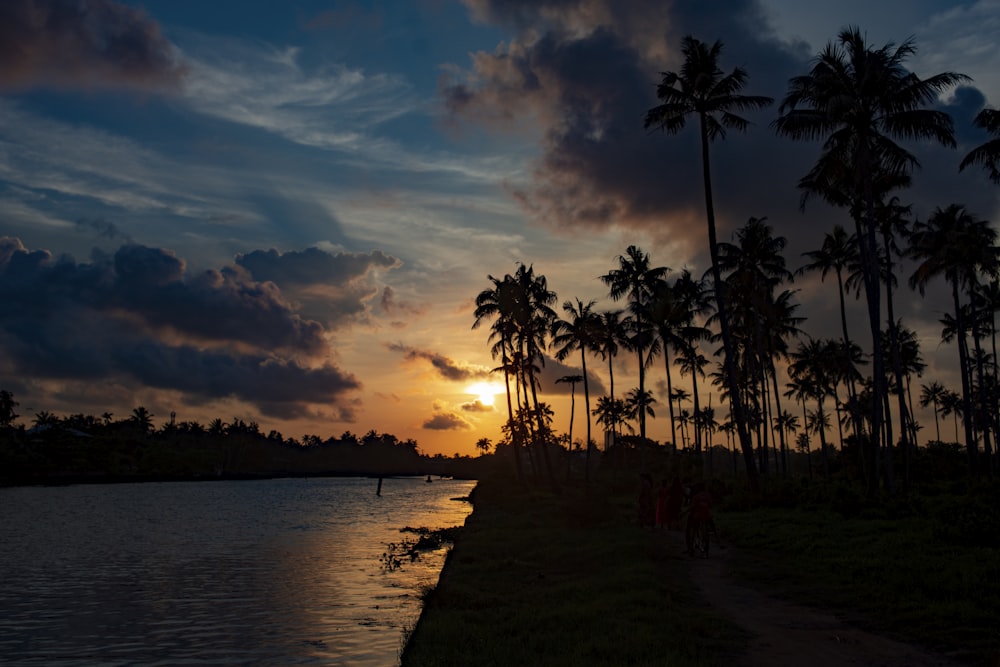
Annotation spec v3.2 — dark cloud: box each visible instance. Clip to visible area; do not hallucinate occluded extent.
[236,247,401,289]
[461,399,494,412]
[380,285,427,319]
[388,342,492,381]
[444,0,992,271]
[537,355,607,396]
[422,411,473,430]
[0,238,361,416]
[75,217,132,242]
[235,247,404,329]
[0,0,186,91]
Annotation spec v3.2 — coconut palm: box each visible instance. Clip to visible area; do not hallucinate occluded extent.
[910,204,1000,473]
[600,246,668,440]
[960,108,1000,184]
[645,36,772,489]
[624,388,657,436]
[799,225,863,441]
[919,381,946,442]
[552,298,600,481]
[774,26,967,493]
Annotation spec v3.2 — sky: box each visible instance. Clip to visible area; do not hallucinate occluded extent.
[1,0,999,456]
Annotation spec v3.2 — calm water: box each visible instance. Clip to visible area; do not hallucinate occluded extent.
[0,476,476,666]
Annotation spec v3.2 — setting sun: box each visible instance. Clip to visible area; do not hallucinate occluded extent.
[466,382,504,406]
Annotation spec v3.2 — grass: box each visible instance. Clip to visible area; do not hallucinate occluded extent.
[717,485,1000,666]
[400,471,745,667]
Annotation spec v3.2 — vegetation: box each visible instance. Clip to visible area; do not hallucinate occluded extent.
[403,447,999,666]
[0,398,491,484]
[718,476,1000,665]
[472,29,1000,502]
[400,469,746,667]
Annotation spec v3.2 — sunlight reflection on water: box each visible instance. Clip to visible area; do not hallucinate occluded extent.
[0,476,476,666]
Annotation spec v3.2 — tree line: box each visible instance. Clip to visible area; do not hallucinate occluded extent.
[473,29,1000,497]
[0,390,486,484]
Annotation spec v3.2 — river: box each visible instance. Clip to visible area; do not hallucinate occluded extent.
[0,476,476,666]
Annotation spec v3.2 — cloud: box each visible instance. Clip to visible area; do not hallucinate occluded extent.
[388,342,492,381]
[236,246,401,288]
[461,399,495,412]
[75,217,133,242]
[538,355,607,396]
[0,0,186,91]
[0,238,361,417]
[422,411,474,430]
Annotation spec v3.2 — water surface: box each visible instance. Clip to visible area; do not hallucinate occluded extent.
[0,476,475,665]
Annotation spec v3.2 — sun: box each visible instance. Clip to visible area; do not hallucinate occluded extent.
[466,382,503,406]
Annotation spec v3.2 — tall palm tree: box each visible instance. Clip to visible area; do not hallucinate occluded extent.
[940,389,963,443]
[799,225,863,443]
[774,26,967,494]
[555,374,584,481]
[474,273,524,481]
[718,217,798,470]
[920,381,946,442]
[552,299,600,480]
[910,204,1000,474]
[645,36,772,490]
[601,246,668,440]
[960,108,1000,184]
[595,309,627,445]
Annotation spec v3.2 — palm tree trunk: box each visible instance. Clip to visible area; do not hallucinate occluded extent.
[952,282,979,473]
[970,302,995,475]
[700,118,759,491]
[581,350,592,485]
[664,350,678,449]
[836,268,863,445]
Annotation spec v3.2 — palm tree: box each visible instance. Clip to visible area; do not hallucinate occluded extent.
[960,108,1000,183]
[601,246,668,440]
[910,204,1000,474]
[624,388,657,437]
[595,309,627,444]
[919,381,946,442]
[718,217,798,471]
[593,396,630,443]
[552,298,600,481]
[475,437,493,455]
[940,389,963,443]
[131,406,154,434]
[555,374,584,480]
[645,36,772,490]
[799,225,864,443]
[774,27,967,494]
[474,273,524,481]
[789,338,840,477]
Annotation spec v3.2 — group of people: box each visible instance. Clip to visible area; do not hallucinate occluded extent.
[637,473,714,554]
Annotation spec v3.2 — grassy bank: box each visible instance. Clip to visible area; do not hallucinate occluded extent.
[400,471,745,667]
[717,487,1000,666]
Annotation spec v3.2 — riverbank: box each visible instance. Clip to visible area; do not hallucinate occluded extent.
[401,471,998,667]
[400,472,745,666]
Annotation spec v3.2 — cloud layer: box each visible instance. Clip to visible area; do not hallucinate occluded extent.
[0,0,185,91]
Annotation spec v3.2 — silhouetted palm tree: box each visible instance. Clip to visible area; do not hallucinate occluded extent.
[920,381,946,442]
[601,246,668,440]
[799,225,863,441]
[552,298,600,480]
[910,204,1000,473]
[555,374,584,480]
[645,36,772,490]
[774,26,966,494]
[960,108,1000,184]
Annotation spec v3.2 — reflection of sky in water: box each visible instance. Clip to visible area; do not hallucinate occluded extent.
[0,477,476,666]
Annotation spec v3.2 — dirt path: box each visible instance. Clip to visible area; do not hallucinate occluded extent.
[680,534,964,667]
